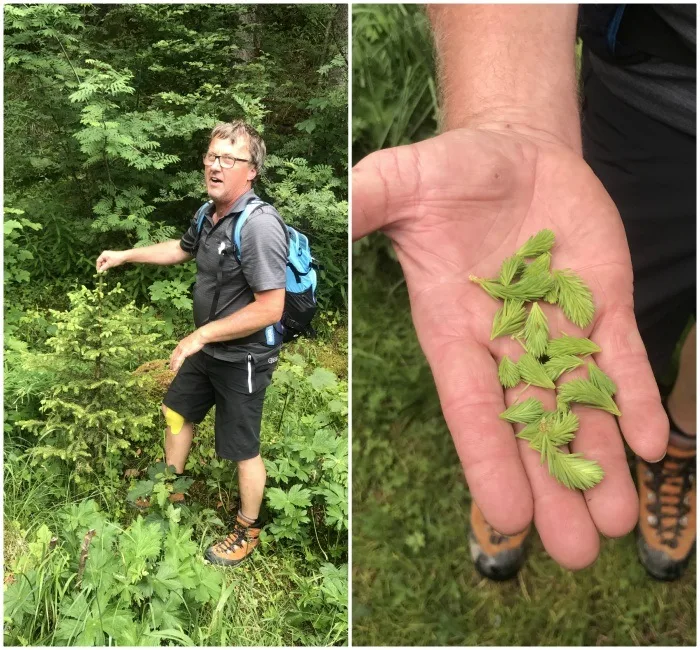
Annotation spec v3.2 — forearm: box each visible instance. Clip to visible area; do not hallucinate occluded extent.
[428,4,581,152]
[124,239,191,265]
[198,300,282,344]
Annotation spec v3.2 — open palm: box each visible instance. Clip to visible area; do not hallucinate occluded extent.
[353,128,668,569]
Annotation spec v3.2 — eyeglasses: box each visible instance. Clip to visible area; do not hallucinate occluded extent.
[203,152,251,169]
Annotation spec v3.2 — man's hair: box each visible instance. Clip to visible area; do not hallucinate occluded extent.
[209,121,266,181]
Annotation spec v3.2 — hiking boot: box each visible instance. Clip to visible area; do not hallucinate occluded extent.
[635,431,696,581]
[468,501,531,581]
[205,513,262,567]
[131,492,186,510]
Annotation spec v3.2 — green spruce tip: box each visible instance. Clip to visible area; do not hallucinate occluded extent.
[516,411,603,489]
[471,271,555,302]
[517,352,555,389]
[499,254,524,285]
[547,334,601,358]
[522,252,552,279]
[544,354,584,381]
[587,362,617,395]
[499,397,545,424]
[557,378,622,416]
[491,299,526,339]
[522,302,549,358]
[516,229,556,258]
[552,269,594,328]
[498,356,521,389]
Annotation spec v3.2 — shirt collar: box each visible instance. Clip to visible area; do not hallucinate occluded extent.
[219,189,258,219]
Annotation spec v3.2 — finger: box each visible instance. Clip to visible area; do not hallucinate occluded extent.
[419,334,534,536]
[562,366,638,538]
[592,304,669,462]
[504,381,601,570]
[352,146,419,240]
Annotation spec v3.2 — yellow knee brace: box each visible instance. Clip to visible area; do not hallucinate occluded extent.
[165,407,185,435]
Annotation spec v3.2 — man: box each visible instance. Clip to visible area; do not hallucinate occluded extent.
[97,120,288,567]
[353,4,695,580]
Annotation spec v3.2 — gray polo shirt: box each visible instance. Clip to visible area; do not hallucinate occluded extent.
[180,189,288,362]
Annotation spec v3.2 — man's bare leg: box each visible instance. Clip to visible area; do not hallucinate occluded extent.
[666,324,696,437]
[161,404,194,473]
[237,455,266,521]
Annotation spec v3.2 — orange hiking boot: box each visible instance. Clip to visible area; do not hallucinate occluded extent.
[636,430,696,581]
[205,513,262,567]
[469,501,531,580]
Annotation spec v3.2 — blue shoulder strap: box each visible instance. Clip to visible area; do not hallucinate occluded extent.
[233,199,266,260]
[195,200,213,235]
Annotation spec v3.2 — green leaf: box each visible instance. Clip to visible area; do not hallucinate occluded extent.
[547,334,601,358]
[517,353,555,389]
[516,229,556,258]
[499,397,545,424]
[498,355,520,389]
[553,269,594,328]
[588,362,617,395]
[557,378,621,416]
[490,299,526,339]
[544,354,584,381]
[522,302,549,358]
[308,367,337,391]
[127,479,154,503]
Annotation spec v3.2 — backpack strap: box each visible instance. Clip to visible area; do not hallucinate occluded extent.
[232,198,267,263]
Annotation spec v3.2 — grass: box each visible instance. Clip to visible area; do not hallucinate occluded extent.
[352,250,696,646]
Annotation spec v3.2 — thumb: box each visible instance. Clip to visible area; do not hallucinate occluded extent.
[352,144,422,241]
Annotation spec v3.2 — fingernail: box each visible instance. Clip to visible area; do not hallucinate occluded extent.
[649,451,667,463]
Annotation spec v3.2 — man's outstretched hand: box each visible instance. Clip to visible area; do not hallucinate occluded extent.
[353,127,669,569]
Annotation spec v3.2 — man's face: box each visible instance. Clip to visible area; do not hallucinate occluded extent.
[205,137,257,205]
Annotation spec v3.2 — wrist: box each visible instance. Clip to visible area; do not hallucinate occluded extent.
[196,327,211,345]
[449,105,582,155]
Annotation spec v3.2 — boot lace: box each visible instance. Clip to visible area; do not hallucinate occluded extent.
[644,452,695,549]
[217,520,248,553]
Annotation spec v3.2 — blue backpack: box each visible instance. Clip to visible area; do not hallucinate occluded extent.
[195,198,318,343]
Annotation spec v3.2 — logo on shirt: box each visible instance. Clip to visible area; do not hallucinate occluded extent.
[268,356,278,364]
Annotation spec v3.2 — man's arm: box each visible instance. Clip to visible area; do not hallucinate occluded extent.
[199,289,285,343]
[96,239,191,272]
[427,4,581,152]
[169,289,285,371]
